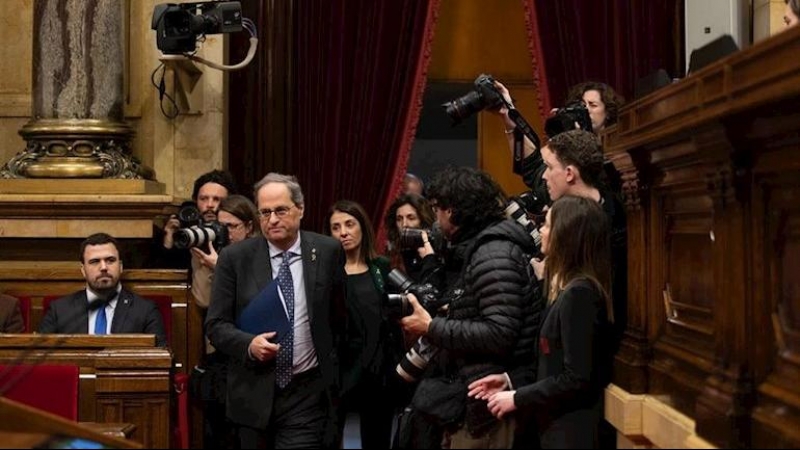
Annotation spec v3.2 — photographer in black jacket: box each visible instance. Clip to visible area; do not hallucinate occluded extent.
[399,167,542,449]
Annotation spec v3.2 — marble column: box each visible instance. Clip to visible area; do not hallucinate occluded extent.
[1,0,153,179]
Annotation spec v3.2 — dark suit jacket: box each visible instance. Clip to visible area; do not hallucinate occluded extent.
[38,289,168,348]
[0,294,25,333]
[205,231,347,430]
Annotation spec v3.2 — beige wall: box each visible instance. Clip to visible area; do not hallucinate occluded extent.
[0,0,227,200]
[754,0,795,41]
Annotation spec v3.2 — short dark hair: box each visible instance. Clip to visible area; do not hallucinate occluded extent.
[325,200,378,262]
[566,81,625,128]
[384,194,435,248]
[547,130,605,188]
[192,170,237,201]
[426,167,506,235]
[79,233,120,263]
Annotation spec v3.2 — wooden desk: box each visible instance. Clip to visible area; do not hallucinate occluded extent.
[604,24,800,448]
[0,335,171,448]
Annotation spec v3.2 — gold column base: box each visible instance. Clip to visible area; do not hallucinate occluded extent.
[0,119,155,180]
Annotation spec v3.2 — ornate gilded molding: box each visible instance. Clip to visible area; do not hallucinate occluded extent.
[0,119,153,179]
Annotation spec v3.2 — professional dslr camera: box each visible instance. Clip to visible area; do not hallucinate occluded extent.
[397,223,445,253]
[443,73,507,125]
[504,192,544,254]
[544,101,593,138]
[385,269,446,320]
[152,1,243,55]
[172,201,230,250]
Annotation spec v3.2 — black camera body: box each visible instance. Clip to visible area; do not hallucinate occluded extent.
[152,1,243,54]
[385,269,446,320]
[544,101,593,138]
[443,73,506,125]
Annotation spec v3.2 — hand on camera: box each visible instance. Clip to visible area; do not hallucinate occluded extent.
[493,81,517,130]
[417,230,435,258]
[162,214,181,249]
[467,373,510,400]
[191,245,218,269]
[400,293,432,338]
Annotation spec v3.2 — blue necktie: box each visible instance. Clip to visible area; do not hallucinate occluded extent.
[275,252,295,388]
[94,305,108,335]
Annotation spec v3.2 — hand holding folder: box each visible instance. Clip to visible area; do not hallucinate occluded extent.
[236,280,292,344]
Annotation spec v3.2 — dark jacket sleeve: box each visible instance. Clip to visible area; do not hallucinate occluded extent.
[426,240,527,356]
[205,246,259,364]
[519,152,550,209]
[513,285,601,409]
[38,303,59,334]
[142,300,168,348]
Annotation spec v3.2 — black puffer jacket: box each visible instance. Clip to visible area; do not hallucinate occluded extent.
[426,219,543,384]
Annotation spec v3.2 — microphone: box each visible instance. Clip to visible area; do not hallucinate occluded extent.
[0,290,118,397]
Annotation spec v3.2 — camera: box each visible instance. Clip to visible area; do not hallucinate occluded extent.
[505,192,544,252]
[152,1,243,55]
[174,221,229,250]
[398,224,445,252]
[176,201,202,228]
[385,269,446,320]
[396,336,439,383]
[443,74,506,125]
[544,101,593,138]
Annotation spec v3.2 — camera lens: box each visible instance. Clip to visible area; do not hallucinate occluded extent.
[443,91,484,125]
[174,225,217,249]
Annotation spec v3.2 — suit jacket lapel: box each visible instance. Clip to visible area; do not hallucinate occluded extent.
[300,231,317,323]
[110,290,131,334]
[73,291,90,334]
[252,237,273,295]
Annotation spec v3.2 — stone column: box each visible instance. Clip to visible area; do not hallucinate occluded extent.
[1,0,152,179]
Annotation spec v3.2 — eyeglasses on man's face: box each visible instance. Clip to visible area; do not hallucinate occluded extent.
[258,205,295,219]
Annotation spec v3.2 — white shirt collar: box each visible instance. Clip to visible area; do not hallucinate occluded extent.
[267,234,302,260]
[86,284,122,308]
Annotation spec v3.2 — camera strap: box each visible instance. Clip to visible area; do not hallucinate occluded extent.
[507,109,541,175]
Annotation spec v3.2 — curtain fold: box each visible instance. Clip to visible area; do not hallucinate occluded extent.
[292,0,441,235]
[523,0,683,106]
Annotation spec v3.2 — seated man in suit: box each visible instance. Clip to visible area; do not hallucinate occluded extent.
[39,233,167,347]
[0,293,25,333]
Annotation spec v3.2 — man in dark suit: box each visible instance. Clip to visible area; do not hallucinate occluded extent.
[38,233,167,347]
[0,293,25,333]
[206,173,346,449]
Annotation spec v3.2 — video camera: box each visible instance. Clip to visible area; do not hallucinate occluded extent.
[172,201,229,250]
[152,1,243,55]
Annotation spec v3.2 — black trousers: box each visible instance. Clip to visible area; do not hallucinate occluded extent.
[339,375,395,449]
[239,368,332,449]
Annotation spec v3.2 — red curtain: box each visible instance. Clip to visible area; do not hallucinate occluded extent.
[522,0,684,106]
[292,0,441,235]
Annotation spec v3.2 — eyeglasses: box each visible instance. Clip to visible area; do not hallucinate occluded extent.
[258,205,295,219]
[222,222,244,231]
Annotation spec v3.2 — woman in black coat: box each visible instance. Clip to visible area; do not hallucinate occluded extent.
[471,196,615,449]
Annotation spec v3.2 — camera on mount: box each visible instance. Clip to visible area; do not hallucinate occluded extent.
[172,201,230,250]
[544,101,593,138]
[152,1,243,55]
[443,73,506,125]
[505,192,544,253]
[385,269,446,320]
[398,224,445,253]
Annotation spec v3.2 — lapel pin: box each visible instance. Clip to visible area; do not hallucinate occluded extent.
[311,248,317,262]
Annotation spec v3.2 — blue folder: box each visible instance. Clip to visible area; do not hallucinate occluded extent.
[236,279,292,344]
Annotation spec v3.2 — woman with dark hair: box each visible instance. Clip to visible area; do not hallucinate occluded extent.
[470,196,615,449]
[384,193,436,281]
[326,200,405,449]
[786,0,799,27]
[564,81,625,133]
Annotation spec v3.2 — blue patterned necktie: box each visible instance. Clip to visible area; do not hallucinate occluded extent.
[94,304,108,335]
[275,251,295,388]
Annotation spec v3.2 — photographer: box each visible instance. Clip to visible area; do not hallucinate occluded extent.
[384,193,438,283]
[399,167,541,449]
